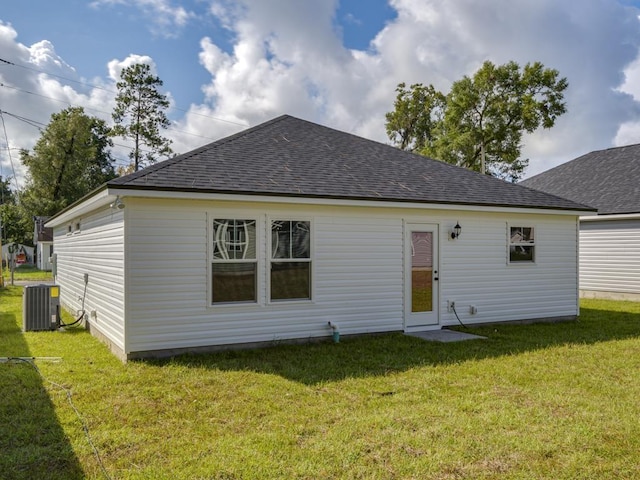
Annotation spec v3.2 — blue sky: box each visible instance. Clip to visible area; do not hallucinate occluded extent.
[2,0,640,182]
[1,1,394,113]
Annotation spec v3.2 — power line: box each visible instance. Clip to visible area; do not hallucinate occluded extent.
[0,109,46,131]
[0,56,249,127]
[0,110,21,192]
[0,108,163,169]
[0,57,252,170]
[0,82,235,143]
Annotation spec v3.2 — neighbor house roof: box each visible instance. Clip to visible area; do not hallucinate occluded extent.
[106,115,592,212]
[521,144,640,215]
[33,216,53,243]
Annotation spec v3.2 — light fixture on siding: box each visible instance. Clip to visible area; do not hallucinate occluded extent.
[110,196,125,210]
[450,221,462,240]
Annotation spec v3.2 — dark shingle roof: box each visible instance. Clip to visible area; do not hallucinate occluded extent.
[521,144,640,215]
[108,115,593,212]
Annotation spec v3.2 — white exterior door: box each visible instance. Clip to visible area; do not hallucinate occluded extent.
[405,223,439,329]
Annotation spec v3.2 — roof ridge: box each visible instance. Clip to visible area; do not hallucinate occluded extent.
[523,142,640,184]
[587,142,640,155]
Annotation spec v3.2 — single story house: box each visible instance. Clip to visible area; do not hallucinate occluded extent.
[33,216,54,271]
[521,144,640,301]
[46,115,594,361]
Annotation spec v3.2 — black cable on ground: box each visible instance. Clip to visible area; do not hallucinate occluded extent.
[8,357,112,480]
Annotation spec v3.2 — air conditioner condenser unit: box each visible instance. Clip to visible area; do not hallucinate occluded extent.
[23,285,60,332]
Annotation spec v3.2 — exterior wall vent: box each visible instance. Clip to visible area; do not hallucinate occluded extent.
[23,285,60,332]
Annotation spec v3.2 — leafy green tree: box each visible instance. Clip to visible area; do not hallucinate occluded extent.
[20,106,116,217]
[111,63,173,171]
[385,83,446,152]
[0,202,31,246]
[386,61,568,181]
[1,176,30,261]
[0,175,14,205]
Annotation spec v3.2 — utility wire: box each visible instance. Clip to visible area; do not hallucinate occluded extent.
[0,109,46,131]
[0,110,21,192]
[0,57,113,95]
[0,56,251,171]
[0,56,249,127]
[7,357,113,480]
[0,108,146,176]
[1,82,233,143]
[0,108,164,161]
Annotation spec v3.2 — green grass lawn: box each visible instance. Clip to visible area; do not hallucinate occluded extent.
[2,265,54,282]
[2,285,640,479]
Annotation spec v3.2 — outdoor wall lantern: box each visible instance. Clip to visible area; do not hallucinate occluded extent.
[110,196,125,210]
[450,221,462,240]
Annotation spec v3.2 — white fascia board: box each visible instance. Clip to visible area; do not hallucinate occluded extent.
[45,189,113,227]
[580,212,640,221]
[108,187,591,217]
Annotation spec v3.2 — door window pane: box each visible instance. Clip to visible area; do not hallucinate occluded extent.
[411,232,433,312]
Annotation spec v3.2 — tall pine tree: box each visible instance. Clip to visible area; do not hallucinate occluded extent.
[111,63,173,172]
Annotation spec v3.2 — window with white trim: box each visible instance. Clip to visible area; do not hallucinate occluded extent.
[212,219,257,303]
[509,226,535,263]
[270,220,311,301]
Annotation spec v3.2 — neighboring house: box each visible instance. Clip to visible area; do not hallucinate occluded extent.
[521,144,640,301]
[1,243,34,267]
[46,115,593,361]
[33,216,54,271]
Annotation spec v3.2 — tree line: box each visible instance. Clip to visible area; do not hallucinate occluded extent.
[385,60,567,181]
[1,63,173,247]
[2,59,568,250]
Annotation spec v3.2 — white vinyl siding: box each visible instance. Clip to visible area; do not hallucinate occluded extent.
[53,207,125,351]
[37,242,53,271]
[580,219,640,295]
[124,199,403,353]
[438,215,578,324]
[122,198,579,354]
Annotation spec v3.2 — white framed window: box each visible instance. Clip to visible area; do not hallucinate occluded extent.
[270,220,312,301]
[509,226,535,263]
[211,218,258,304]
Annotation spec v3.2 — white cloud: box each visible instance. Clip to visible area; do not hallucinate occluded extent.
[106,54,157,82]
[613,47,640,147]
[191,0,640,179]
[0,25,140,184]
[0,22,84,187]
[90,0,195,37]
[3,0,640,188]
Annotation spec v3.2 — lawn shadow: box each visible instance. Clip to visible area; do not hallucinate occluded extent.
[150,304,640,386]
[0,287,84,480]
